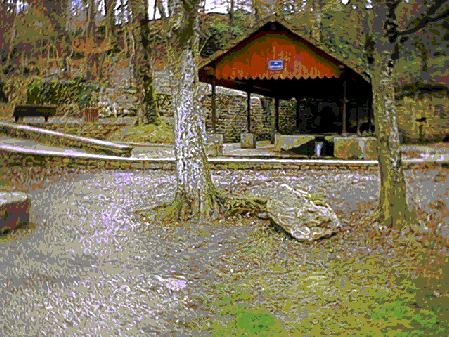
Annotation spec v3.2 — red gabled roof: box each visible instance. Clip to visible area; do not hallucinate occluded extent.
[199,17,370,84]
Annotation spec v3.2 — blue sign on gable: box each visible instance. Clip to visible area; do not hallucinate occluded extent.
[268,60,284,70]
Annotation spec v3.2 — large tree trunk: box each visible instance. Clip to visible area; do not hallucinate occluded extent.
[168,0,220,220]
[105,0,118,47]
[372,51,410,228]
[85,0,97,80]
[311,0,322,42]
[7,6,17,65]
[129,0,159,124]
[371,1,411,229]
[0,0,16,58]
[155,0,167,19]
[252,0,260,23]
[229,0,235,26]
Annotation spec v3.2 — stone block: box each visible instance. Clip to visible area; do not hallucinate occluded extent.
[0,192,30,233]
[240,133,256,149]
[207,133,224,157]
[363,137,378,160]
[334,136,377,160]
[275,134,316,153]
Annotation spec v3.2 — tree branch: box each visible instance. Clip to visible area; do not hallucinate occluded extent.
[399,0,449,37]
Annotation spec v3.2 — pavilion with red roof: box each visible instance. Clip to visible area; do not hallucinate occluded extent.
[199,18,374,149]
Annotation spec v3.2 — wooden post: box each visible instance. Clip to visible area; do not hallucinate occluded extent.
[356,104,361,136]
[246,91,251,133]
[367,95,372,131]
[211,81,217,132]
[296,97,300,132]
[341,78,347,135]
[270,98,275,144]
[275,97,280,132]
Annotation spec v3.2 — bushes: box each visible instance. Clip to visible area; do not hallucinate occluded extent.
[26,78,99,109]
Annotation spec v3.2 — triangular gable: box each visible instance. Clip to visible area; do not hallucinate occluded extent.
[200,17,370,83]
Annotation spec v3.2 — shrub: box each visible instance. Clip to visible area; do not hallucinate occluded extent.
[26,78,100,109]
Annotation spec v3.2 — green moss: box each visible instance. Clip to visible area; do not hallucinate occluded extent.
[210,305,288,337]
[108,117,174,144]
[26,78,99,109]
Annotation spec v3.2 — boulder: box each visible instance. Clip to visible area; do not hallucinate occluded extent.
[0,192,31,233]
[266,184,340,242]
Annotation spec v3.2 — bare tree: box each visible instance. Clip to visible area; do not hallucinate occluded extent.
[105,0,118,46]
[0,0,18,64]
[252,0,261,23]
[229,0,235,25]
[367,0,448,228]
[311,0,322,42]
[85,0,97,79]
[129,0,159,124]
[167,0,222,220]
[152,0,167,19]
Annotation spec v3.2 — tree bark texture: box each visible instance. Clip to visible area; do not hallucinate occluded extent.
[85,0,97,80]
[7,2,17,64]
[372,51,409,228]
[129,0,159,124]
[105,0,118,47]
[311,0,322,42]
[371,1,410,228]
[229,0,235,26]
[168,0,220,219]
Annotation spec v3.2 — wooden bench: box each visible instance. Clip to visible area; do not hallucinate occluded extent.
[13,104,57,122]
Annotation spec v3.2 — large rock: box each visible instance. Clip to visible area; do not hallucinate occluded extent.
[0,192,30,233]
[266,184,340,242]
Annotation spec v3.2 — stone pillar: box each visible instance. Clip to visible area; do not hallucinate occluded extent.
[207,133,223,156]
[241,132,256,149]
[367,95,372,131]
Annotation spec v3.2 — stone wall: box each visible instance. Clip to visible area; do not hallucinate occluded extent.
[154,70,272,143]
[203,89,272,143]
[397,91,449,142]
[278,100,297,135]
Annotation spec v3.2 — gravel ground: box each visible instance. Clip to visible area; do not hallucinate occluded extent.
[0,168,448,336]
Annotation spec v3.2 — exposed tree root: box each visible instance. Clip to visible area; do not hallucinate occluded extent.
[223,195,268,217]
[138,189,269,225]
